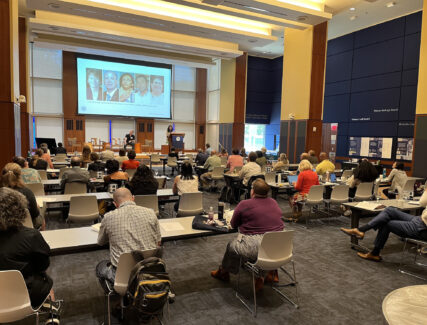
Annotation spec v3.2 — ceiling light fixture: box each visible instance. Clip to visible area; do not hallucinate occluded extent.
[349,15,357,21]
[276,0,325,12]
[386,2,396,8]
[349,7,355,11]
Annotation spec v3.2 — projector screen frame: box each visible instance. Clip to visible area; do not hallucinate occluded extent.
[76,53,172,119]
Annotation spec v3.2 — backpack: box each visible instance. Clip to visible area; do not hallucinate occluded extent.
[127,257,171,315]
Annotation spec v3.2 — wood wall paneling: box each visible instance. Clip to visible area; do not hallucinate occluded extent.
[19,17,29,154]
[195,68,207,149]
[232,53,247,149]
[0,0,11,102]
[136,118,154,152]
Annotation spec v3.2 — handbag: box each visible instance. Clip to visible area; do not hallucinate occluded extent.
[191,215,230,233]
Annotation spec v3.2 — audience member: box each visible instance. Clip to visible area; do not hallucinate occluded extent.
[227,148,244,172]
[219,148,228,158]
[205,143,212,156]
[307,150,318,165]
[341,188,427,261]
[261,147,267,157]
[30,149,48,170]
[56,142,67,154]
[173,162,199,211]
[87,152,106,172]
[121,150,140,171]
[60,157,90,190]
[168,147,179,160]
[1,163,43,229]
[40,143,51,155]
[201,150,221,187]
[100,144,115,162]
[104,159,129,189]
[82,144,92,167]
[300,152,309,162]
[273,153,289,172]
[12,156,42,184]
[383,162,408,199]
[195,148,208,166]
[346,160,379,197]
[41,147,54,169]
[239,152,261,186]
[255,150,267,168]
[115,148,127,168]
[96,188,161,290]
[240,147,247,158]
[315,152,335,175]
[127,164,158,195]
[288,159,319,220]
[0,188,61,321]
[211,179,284,291]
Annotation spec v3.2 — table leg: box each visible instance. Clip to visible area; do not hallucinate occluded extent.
[272,188,278,200]
[349,209,369,252]
[163,160,166,175]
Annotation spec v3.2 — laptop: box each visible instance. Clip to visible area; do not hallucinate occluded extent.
[329,173,336,182]
[287,175,298,184]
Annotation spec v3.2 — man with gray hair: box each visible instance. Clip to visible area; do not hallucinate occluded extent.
[60,156,90,190]
[101,143,115,162]
[95,188,161,289]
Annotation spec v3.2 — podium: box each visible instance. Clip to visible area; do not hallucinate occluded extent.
[170,133,185,151]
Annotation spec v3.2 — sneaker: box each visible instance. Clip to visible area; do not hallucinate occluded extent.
[45,315,60,325]
[41,300,61,314]
[168,291,176,304]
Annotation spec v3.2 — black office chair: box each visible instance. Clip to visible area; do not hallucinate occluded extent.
[244,174,265,199]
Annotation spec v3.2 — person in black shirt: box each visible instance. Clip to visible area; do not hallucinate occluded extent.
[88,152,106,172]
[168,147,179,159]
[55,142,67,154]
[0,187,60,320]
[124,129,135,150]
[195,148,208,166]
[127,164,158,195]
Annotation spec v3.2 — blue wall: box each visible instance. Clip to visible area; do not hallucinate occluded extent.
[246,56,283,150]
[323,11,422,159]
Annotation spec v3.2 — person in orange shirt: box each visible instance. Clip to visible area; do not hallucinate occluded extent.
[121,150,140,171]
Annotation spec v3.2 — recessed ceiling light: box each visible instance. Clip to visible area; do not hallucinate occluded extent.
[248,39,257,43]
[349,7,355,11]
[386,2,396,8]
[349,15,357,21]
[297,15,307,22]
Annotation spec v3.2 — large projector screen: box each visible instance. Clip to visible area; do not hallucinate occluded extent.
[77,56,172,118]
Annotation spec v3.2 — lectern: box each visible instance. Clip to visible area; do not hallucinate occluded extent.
[171,133,185,151]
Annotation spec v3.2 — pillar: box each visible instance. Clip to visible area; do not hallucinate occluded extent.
[232,53,247,149]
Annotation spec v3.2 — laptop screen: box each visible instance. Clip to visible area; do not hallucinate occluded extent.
[287,175,298,184]
[329,173,336,182]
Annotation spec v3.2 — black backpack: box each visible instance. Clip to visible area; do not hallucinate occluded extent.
[127,257,171,315]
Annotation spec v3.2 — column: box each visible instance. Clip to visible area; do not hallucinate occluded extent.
[19,17,30,155]
[195,68,207,150]
[232,53,247,149]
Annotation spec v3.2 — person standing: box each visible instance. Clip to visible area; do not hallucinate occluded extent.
[166,125,173,147]
[124,130,135,150]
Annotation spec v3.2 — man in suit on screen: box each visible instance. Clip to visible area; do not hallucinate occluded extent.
[103,71,119,101]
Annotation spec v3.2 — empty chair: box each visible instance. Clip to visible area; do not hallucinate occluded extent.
[64,182,87,194]
[68,195,99,223]
[341,169,353,180]
[302,185,325,227]
[353,182,374,202]
[264,172,276,185]
[185,154,194,163]
[324,184,349,216]
[150,153,161,169]
[220,156,227,167]
[134,195,159,216]
[167,156,178,175]
[211,166,225,189]
[37,170,48,181]
[54,154,67,162]
[126,169,137,180]
[235,231,298,317]
[25,182,45,196]
[402,179,416,194]
[157,177,166,189]
[177,192,204,217]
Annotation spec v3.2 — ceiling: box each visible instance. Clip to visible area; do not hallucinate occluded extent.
[19,0,424,63]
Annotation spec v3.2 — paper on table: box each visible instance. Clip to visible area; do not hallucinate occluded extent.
[91,223,101,232]
[356,201,385,211]
[160,222,185,232]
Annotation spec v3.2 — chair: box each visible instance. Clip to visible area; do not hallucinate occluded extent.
[302,185,325,227]
[0,270,53,325]
[264,172,276,185]
[220,156,227,167]
[111,138,122,151]
[126,169,137,180]
[106,179,128,193]
[150,153,161,168]
[167,156,178,175]
[398,237,427,280]
[67,137,81,152]
[211,166,225,190]
[64,182,87,194]
[67,195,99,223]
[353,182,374,201]
[177,192,204,217]
[185,154,193,164]
[91,138,103,152]
[134,195,159,216]
[157,177,166,189]
[324,185,349,217]
[58,167,69,180]
[341,169,353,180]
[25,182,45,196]
[402,179,416,195]
[235,231,299,317]
[54,154,67,162]
[245,175,265,199]
[37,170,48,181]
[373,179,381,199]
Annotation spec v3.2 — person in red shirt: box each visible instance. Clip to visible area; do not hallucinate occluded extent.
[288,159,319,221]
[121,150,140,171]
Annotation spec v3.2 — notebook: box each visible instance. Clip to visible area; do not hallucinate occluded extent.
[287,175,298,184]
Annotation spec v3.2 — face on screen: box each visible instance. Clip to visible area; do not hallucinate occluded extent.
[136,76,147,93]
[87,73,100,89]
[120,74,134,90]
[104,71,118,91]
[151,77,163,96]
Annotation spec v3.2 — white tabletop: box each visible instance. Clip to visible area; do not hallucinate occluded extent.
[47,169,60,173]
[36,192,112,206]
[344,199,422,212]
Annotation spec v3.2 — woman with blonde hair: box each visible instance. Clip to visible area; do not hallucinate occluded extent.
[287,159,319,221]
[1,163,44,230]
[273,153,289,171]
[81,144,92,168]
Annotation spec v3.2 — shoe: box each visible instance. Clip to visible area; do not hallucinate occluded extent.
[340,227,364,239]
[343,209,352,217]
[168,291,176,304]
[283,217,296,222]
[265,270,279,284]
[45,315,60,325]
[41,300,61,314]
[211,268,230,282]
[357,252,382,262]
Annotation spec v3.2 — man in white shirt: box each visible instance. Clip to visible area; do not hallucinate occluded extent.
[100,144,115,162]
[239,151,261,186]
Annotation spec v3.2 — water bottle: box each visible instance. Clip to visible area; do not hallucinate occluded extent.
[382,168,386,179]
[208,206,214,221]
[276,173,281,184]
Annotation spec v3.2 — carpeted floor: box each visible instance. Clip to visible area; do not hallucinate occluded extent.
[8,171,426,325]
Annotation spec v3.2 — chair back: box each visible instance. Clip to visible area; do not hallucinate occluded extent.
[151,154,161,163]
[402,179,416,193]
[134,195,159,216]
[220,156,227,166]
[64,182,87,194]
[0,270,35,323]
[185,154,193,163]
[37,170,48,180]
[54,155,67,162]
[354,182,374,201]
[255,231,294,271]
[341,169,353,180]
[106,179,128,193]
[144,139,153,146]
[330,184,349,203]
[212,166,225,179]
[264,172,276,184]
[68,137,77,146]
[25,182,45,196]
[157,177,166,189]
[178,192,203,217]
[58,167,68,180]
[68,195,99,223]
[306,185,325,205]
[126,169,137,180]
[167,156,177,165]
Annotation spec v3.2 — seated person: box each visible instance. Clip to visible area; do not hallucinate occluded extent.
[195,148,208,166]
[261,146,267,157]
[205,143,212,156]
[121,150,140,171]
[383,162,408,199]
[219,148,229,158]
[100,144,115,162]
[12,156,42,184]
[40,147,54,169]
[226,148,244,173]
[0,188,60,322]
[55,142,67,154]
[60,157,90,190]
[273,153,289,172]
[307,150,318,165]
[240,147,247,158]
[30,149,48,170]
[127,164,158,195]
[255,150,267,168]
[200,150,221,187]
[239,151,261,187]
[300,152,309,162]
[341,188,427,261]
[96,188,162,290]
[168,147,179,160]
[315,152,335,176]
[173,162,198,211]
[104,159,129,190]
[114,148,127,169]
[1,163,44,230]
[346,160,378,198]
[288,159,319,221]
[88,152,106,172]
[211,179,284,291]
[81,144,92,168]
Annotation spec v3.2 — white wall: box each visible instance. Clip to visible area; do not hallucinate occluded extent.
[111,119,135,141]
[85,118,109,143]
[35,117,63,144]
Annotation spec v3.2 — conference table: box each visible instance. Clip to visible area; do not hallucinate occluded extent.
[42,214,234,256]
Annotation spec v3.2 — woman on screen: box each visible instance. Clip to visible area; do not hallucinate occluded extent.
[119,73,135,103]
[150,75,164,105]
[86,69,102,101]
[134,74,150,105]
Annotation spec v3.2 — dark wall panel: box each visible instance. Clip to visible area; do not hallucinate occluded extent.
[325,51,353,83]
[399,86,417,121]
[405,11,422,35]
[348,121,398,137]
[327,34,354,56]
[336,135,348,156]
[353,17,405,48]
[413,115,427,177]
[324,80,351,96]
[351,72,401,93]
[323,95,350,123]
[403,33,421,70]
[398,121,415,137]
[402,69,419,86]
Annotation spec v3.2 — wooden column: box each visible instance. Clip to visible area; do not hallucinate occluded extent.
[136,118,154,152]
[19,17,29,155]
[232,53,247,149]
[195,68,207,149]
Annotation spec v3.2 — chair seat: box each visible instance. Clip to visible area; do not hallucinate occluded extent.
[177,208,203,217]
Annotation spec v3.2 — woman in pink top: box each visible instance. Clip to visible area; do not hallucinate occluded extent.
[226,148,244,172]
[41,147,54,169]
[288,159,319,220]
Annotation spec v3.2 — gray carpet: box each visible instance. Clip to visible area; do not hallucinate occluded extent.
[9,170,426,325]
